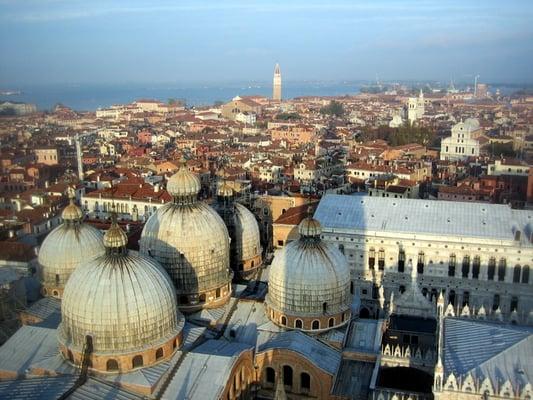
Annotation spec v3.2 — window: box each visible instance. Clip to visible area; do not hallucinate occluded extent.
[462,256,470,278]
[513,265,521,283]
[448,290,456,307]
[463,291,470,307]
[399,285,406,294]
[448,254,456,277]
[295,319,303,329]
[156,347,164,360]
[132,355,143,368]
[493,294,500,311]
[328,317,335,327]
[283,365,293,387]
[339,244,344,254]
[398,249,405,272]
[472,256,480,279]
[511,296,518,312]
[522,265,530,284]
[312,320,320,330]
[378,249,385,270]
[488,258,496,280]
[55,274,60,285]
[498,258,506,281]
[350,281,354,295]
[368,248,375,269]
[417,252,425,274]
[301,372,311,391]
[107,359,119,371]
[280,316,287,326]
[266,367,275,384]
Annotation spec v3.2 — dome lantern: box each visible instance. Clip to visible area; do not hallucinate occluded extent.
[166,157,201,205]
[103,210,128,254]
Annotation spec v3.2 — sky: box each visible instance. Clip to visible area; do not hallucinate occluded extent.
[1,0,532,85]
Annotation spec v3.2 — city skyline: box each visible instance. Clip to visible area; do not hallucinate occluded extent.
[1,0,533,85]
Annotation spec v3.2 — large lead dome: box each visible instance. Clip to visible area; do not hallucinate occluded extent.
[58,219,183,373]
[266,216,351,332]
[140,161,232,312]
[38,197,105,298]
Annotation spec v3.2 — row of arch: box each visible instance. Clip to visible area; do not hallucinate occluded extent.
[276,311,348,330]
[264,366,311,393]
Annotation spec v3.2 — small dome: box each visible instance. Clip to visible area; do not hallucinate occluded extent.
[298,217,322,238]
[167,161,201,199]
[62,200,83,221]
[103,221,128,249]
[59,225,183,371]
[217,182,234,198]
[234,203,261,264]
[39,210,105,297]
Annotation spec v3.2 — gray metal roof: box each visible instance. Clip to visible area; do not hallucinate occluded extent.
[331,359,374,399]
[162,339,253,400]
[0,325,57,377]
[0,376,145,400]
[314,194,533,243]
[257,330,342,375]
[24,297,61,328]
[443,318,532,391]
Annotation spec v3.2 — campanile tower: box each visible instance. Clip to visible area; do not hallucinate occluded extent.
[273,63,282,101]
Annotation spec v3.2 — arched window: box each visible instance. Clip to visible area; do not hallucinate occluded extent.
[280,315,287,326]
[312,320,320,330]
[472,256,480,279]
[398,249,405,272]
[462,256,470,278]
[328,317,335,327]
[498,258,506,281]
[216,288,221,298]
[106,359,119,371]
[283,365,293,387]
[132,355,143,368]
[417,252,425,274]
[487,258,496,280]
[295,319,303,329]
[199,294,206,303]
[322,302,327,313]
[368,248,375,269]
[301,372,311,391]
[156,347,164,360]
[338,244,344,254]
[448,254,456,277]
[350,281,354,294]
[510,296,518,312]
[522,265,530,284]
[52,290,59,297]
[513,265,521,283]
[265,367,275,384]
[55,274,60,285]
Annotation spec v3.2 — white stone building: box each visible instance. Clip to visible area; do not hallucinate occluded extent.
[407,90,425,124]
[440,118,482,161]
[314,194,533,324]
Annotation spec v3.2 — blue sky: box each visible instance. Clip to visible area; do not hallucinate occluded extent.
[1,0,532,85]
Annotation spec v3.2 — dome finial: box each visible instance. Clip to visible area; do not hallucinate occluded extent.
[167,157,201,204]
[103,205,128,252]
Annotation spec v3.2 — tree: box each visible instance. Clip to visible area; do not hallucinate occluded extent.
[276,112,301,121]
[320,100,344,117]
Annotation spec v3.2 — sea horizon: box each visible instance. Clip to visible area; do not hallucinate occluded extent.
[0,80,529,112]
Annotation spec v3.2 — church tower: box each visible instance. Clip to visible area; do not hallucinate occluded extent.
[273,63,282,101]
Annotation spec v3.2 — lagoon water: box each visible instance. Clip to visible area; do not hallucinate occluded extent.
[0,81,362,111]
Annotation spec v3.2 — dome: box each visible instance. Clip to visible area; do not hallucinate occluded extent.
[58,222,183,373]
[166,160,201,200]
[266,217,351,331]
[233,203,262,275]
[298,216,322,237]
[217,182,234,198]
[38,201,105,298]
[140,168,232,312]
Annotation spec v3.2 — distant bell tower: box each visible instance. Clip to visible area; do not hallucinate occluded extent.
[273,63,282,101]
